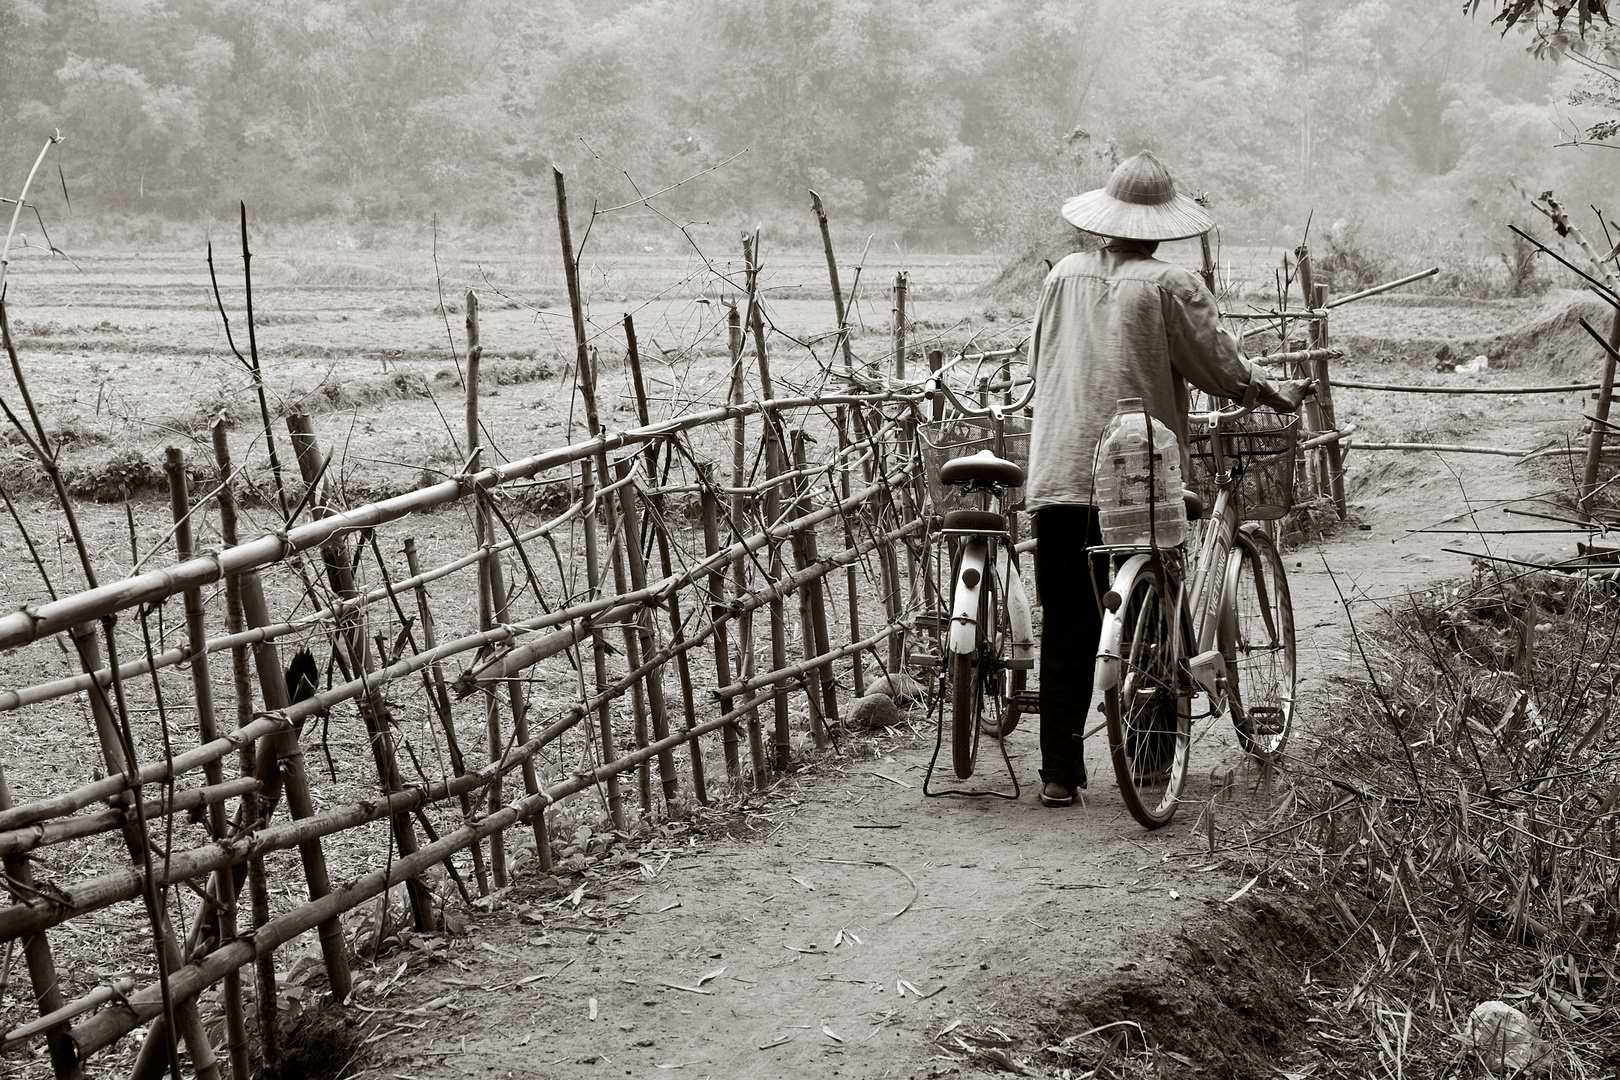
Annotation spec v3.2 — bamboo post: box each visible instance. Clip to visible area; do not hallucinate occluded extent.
[624,314,706,805]
[65,621,220,1080]
[163,447,250,1080]
[287,414,434,932]
[892,272,908,380]
[0,756,82,1080]
[1200,232,1217,295]
[462,292,550,867]
[790,429,839,743]
[601,466,655,814]
[210,421,279,1076]
[461,293,510,888]
[403,537,492,892]
[236,569,352,1000]
[614,457,680,806]
[485,541,553,866]
[579,456,627,830]
[727,303,767,787]
[1308,282,1347,519]
[698,462,743,782]
[1582,307,1620,510]
[891,274,923,611]
[1293,245,1329,501]
[810,190,874,480]
[742,234,798,770]
[759,423,796,768]
[834,406,865,697]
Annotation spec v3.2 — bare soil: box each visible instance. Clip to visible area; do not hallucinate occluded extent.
[0,242,1605,1079]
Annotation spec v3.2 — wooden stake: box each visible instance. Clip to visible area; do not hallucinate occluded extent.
[163,447,249,1080]
[698,462,742,781]
[1583,307,1620,510]
[0,755,82,1080]
[580,456,627,830]
[235,571,352,1000]
[288,414,434,932]
[624,314,706,806]
[614,457,680,806]
[727,303,767,787]
[209,421,278,1078]
[403,537,492,893]
[788,430,830,748]
[892,271,908,380]
[835,406,865,698]
[1308,282,1346,519]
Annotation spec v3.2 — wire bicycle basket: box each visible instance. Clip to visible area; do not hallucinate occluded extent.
[1187,410,1299,521]
[917,415,1032,514]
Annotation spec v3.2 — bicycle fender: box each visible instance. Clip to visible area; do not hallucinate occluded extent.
[949,538,990,655]
[1094,553,1155,692]
[1000,547,1034,671]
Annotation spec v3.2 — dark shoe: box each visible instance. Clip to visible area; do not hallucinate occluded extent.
[1040,781,1075,807]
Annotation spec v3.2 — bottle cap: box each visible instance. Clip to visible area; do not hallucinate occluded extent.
[1116,397,1144,411]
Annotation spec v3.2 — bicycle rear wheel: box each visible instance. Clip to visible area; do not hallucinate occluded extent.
[1224,529,1296,759]
[950,569,997,778]
[1103,561,1190,829]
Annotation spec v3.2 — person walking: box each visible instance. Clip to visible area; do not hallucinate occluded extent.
[1027,150,1311,808]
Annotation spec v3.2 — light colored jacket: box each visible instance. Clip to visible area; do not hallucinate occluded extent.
[1026,241,1288,511]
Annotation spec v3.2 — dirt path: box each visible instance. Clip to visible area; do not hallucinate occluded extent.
[345,384,1592,1080]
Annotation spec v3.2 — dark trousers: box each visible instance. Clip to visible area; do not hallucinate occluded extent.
[1034,506,1110,788]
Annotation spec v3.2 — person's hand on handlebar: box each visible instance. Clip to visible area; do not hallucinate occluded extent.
[1265,377,1317,414]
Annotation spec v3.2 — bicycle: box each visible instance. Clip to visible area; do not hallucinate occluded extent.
[1094,399,1299,828]
[912,353,1038,795]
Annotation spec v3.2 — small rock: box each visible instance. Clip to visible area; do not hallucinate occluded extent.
[847,693,903,730]
[1469,1001,1551,1076]
[867,672,925,704]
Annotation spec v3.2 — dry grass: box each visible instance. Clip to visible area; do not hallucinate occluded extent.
[1217,559,1620,1076]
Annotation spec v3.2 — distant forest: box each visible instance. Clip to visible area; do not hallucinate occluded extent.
[0,0,1615,249]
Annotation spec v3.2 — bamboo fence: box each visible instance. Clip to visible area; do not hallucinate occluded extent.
[0,175,967,1079]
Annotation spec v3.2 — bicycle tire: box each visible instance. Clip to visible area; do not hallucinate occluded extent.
[1224,529,1296,759]
[950,569,993,778]
[1103,561,1190,829]
[981,560,1024,740]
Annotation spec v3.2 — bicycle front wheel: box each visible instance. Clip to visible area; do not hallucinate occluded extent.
[1224,529,1296,759]
[1103,561,1190,829]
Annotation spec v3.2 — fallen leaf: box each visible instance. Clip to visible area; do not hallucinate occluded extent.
[588,997,598,1021]
[823,1025,843,1043]
[871,770,913,788]
[758,1035,793,1050]
[791,876,816,891]
[1225,876,1259,904]
[695,967,726,986]
[660,982,714,995]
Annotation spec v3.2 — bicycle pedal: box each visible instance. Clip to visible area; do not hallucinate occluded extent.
[1011,690,1041,713]
[907,652,942,668]
[1004,657,1034,671]
[912,613,949,632]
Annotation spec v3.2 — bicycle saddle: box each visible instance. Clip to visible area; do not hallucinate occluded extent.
[940,449,1025,488]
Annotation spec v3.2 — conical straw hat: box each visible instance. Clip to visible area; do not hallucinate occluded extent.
[1060,151,1214,241]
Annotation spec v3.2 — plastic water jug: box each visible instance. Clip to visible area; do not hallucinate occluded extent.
[1095,398,1185,548]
